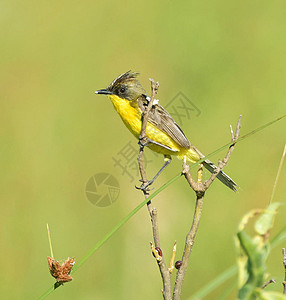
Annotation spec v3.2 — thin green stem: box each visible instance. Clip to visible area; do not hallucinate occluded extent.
[38,286,54,300]
[269,144,286,204]
[46,224,54,258]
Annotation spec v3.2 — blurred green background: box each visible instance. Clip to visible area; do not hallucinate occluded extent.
[1,0,286,299]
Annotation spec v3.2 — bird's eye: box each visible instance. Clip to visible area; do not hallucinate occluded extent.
[119,87,126,94]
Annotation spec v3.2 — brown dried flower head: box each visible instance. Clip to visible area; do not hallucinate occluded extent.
[48,257,75,284]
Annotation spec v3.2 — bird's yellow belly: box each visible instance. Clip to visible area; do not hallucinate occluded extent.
[109,95,181,155]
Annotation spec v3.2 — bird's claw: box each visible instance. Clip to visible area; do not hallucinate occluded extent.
[138,137,149,148]
[135,180,154,193]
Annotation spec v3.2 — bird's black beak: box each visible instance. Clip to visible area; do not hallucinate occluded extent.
[95,88,112,95]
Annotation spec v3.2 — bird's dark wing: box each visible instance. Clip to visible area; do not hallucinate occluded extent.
[137,95,191,149]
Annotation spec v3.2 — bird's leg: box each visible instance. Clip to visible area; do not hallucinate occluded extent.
[137,155,172,191]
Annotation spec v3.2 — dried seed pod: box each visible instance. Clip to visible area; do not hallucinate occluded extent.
[48,257,75,283]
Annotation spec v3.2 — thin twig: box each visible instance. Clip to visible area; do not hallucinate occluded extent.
[168,241,177,274]
[261,279,276,289]
[173,116,241,300]
[204,115,241,190]
[282,248,286,294]
[137,79,172,299]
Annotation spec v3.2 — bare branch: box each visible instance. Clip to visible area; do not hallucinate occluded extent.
[173,116,241,299]
[173,193,204,300]
[137,79,172,299]
[137,79,159,190]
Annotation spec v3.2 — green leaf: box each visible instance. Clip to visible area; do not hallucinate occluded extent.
[237,231,266,299]
[238,209,263,232]
[235,202,281,300]
[255,203,280,236]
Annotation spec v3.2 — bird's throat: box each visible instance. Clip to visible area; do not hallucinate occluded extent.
[108,95,142,138]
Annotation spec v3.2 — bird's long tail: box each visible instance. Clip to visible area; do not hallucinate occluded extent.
[202,160,238,191]
[185,146,238,192]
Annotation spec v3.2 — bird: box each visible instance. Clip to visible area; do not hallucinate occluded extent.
[95,71,237,191]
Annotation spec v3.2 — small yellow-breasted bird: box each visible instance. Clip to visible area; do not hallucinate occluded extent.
[95,71,237,191]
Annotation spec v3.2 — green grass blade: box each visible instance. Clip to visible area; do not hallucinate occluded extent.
[188,266,237,300]
[38,286,55,300]
[269,144,286,204]
[217,279,237,300]
[270,226,286,249]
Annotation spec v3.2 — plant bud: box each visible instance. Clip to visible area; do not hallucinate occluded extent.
[175,260,182,269]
